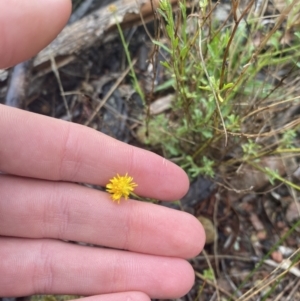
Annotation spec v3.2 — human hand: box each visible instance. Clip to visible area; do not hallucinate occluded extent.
[0,1,205,300]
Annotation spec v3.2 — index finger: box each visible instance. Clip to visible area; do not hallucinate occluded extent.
[0,105,189,200]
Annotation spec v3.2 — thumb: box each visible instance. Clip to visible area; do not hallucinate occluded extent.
[0,0,71,68]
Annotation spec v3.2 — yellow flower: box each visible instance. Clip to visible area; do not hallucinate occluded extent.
[108,4,117,13]
[106,173,138,203]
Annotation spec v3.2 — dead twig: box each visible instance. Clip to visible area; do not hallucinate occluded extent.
[84,58,136,126]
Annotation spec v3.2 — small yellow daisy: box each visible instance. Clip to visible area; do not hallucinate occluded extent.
[106,173,138,203]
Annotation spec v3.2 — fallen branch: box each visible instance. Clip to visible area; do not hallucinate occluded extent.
[34,0,177,70]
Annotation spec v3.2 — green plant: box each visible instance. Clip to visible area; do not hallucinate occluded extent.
[141,0,300,182]
[202,268,215,281]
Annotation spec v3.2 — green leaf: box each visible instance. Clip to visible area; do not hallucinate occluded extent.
[222,82,234,91]
[152,40,172,54]
[160,61,171,70]
[180,45,189,59]
[173,37,179,49]
[203,269,215,281]
[199,85,211,91]
[295,31,300,40]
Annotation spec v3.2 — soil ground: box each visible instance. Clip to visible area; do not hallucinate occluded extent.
[1,0,300,300]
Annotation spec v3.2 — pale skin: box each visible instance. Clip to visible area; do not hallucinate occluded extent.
[0,1,205,300]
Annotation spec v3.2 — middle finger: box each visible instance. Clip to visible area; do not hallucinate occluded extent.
[0,175,204,258]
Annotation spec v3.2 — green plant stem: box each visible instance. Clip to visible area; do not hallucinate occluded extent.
[130,192,158,203]
[192,137,214,159]
[113,14,145,103]
[219,0,255,90]
[198,19,228,145]
[248,161,300,191]
[273,148,300,154]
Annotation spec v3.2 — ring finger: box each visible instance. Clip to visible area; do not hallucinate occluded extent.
[0,237,194,298]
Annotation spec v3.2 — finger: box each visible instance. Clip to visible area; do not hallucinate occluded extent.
[0,105,189,200]
[0,175,205,258]
[73,292,150,301]
[0,0,71,68]
[0,238,195,299]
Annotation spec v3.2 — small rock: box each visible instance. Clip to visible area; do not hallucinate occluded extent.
[257,230,267,240]
[285,201,300,224]
[197,216,216,244]
[271,251,283,263]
